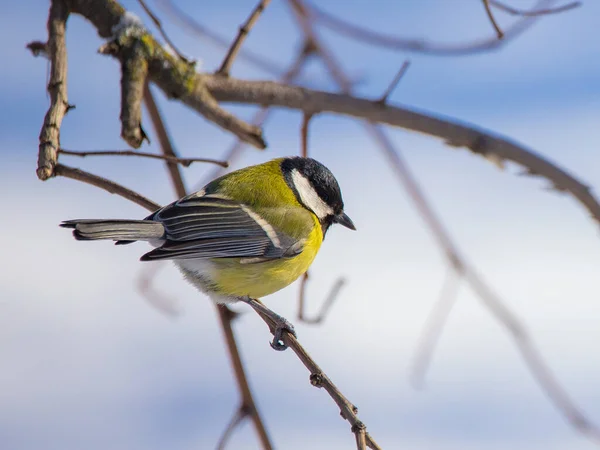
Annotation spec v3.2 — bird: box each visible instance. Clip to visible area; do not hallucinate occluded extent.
[61,156,355,350]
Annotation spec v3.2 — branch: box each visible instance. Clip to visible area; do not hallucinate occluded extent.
[216,404,252,450]
[217,0,272,76]
[490,0,582,16]
[69,0,600,236]
[73,0,265,149]
[59,148,228,167]
[297,272,345,324]
[374,126,600,443]
[482,0,505,39]
[305,0,569,55]
[31,0,70,180]
[247,301,381,450]
[203,75,600,227]
[410,268,462,388]
[54,164,160,211]
[143,84,186,195]
[377,60,410,104]
[102,37,149,148]
[288,0,600,442]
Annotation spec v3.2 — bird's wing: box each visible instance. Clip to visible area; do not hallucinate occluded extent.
[141,195,301,261]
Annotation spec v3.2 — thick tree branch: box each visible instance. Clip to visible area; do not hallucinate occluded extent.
[204,76,600,226]
[99,38,149,148]
[33,0,70,180]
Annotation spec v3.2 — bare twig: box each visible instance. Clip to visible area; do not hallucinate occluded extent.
[410,268,462,389]
[216,404,252,450]
[137,262,181,317]
[297,272,346,324]
[483,0,505,38]
[378,60,410,104]
[30,0,70,180]
[247,300,381,450]
[54,164,160,211]
[490,0,581,16]
[300,112,312,157]
[217,0,272,76]
[58,148,228,167]
[305,0,565,55]
[143,84,186,195]
[137,0,189,61]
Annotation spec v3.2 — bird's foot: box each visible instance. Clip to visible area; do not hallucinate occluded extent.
[239,296,297,351]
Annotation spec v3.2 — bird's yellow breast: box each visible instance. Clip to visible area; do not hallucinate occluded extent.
[208,212,323,299]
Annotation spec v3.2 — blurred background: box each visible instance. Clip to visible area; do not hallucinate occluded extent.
[1,1,599,449]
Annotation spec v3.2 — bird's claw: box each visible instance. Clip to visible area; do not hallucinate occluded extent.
[270,317,297,351]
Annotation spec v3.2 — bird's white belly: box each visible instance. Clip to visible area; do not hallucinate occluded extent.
[174,259,237,304]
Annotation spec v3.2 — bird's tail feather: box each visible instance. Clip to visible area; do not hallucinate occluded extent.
[60,219,164,244]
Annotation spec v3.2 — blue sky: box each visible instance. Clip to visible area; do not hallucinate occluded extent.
[2,1,600,449]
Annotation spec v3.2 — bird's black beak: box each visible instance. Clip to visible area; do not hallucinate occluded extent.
[334,212,356,230]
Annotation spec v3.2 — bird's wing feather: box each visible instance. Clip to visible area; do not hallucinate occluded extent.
[141,195,301,261]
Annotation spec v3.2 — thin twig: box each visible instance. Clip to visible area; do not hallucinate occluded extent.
[59,148,228,167]
[156,0,285,77]
[305,0,564,55]
[143,83,186,196]
[30,0,70,180]
[410,268,462,389]
[378,60,410,104]
[300,112,312,157]
[216,404,252,450]
[137,0,189,61]
[247,300,381,450]
[137,262,181,317]
[490,0,581,16]
[54,164,160,211]
[217,0,272,76]
[289,0,600,441]
[297,272,346,324]
[482,0,505,38]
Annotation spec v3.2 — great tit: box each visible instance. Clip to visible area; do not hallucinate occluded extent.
[61,156,355,349]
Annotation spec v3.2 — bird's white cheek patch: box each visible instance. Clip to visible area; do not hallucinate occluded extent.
[291,169,333,219]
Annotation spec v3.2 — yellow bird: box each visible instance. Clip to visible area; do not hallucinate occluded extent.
[61,157,355,349]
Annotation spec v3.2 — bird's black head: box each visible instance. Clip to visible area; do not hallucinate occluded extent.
[281,157,355,235]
